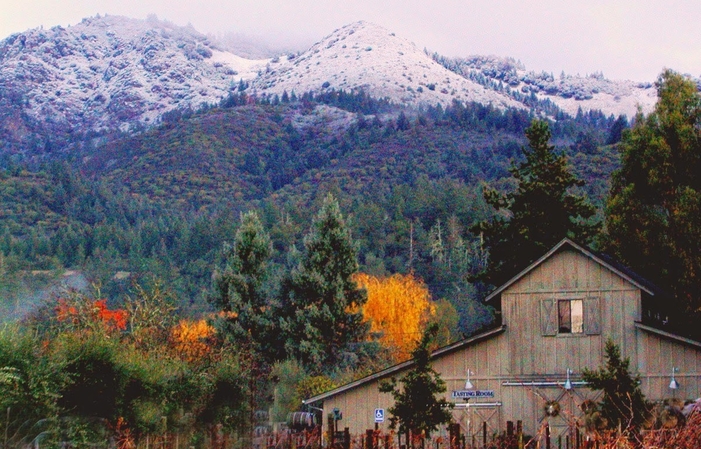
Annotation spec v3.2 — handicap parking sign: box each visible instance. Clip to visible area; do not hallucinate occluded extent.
[374,408,384,423]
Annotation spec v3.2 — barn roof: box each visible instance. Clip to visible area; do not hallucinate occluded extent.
[303,325,506,405]
[484,238,657,302]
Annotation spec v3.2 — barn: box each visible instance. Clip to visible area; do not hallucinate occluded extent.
[304,238,701,443]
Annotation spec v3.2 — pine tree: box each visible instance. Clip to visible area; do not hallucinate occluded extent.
[581,340,649,433]
[278,194,368,373]
[474,119,599,287]
[379,325,453,447]
[211,211,276,361]
[604,70,701,333]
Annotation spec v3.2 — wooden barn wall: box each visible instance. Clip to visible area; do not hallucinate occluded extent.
[501,249,641,376]
[636,330,701,401]
[323,378,395,435]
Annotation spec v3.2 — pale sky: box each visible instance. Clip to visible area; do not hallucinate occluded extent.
[2,0,700,82]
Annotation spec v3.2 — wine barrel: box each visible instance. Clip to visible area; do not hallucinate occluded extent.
[287,411,317,430]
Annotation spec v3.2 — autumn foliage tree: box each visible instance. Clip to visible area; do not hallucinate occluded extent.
[170,319,216,363]
[55,289,128,335]
[354,273,435,361]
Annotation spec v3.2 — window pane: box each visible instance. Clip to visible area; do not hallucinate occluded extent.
[558,300,571,333]
[571,299,584,333]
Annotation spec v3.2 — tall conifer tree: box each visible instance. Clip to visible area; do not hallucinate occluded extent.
[279,194,368,373]
[475,119,599,287]
[211,211,277,361]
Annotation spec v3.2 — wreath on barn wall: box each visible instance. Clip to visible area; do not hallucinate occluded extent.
[544,400,561,417]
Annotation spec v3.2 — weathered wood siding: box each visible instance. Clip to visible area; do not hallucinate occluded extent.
[323,379,395,435]
[636,329,701,400]
[501,248,640,376]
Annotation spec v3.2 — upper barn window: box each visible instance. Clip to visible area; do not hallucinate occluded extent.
[541,297,600,336]
[558,299,583,333]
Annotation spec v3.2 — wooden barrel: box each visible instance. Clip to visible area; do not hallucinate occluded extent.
[287,411,317,430]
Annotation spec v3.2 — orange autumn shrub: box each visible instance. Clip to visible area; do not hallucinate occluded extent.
[170,319,215,362]
[55,293,128,334]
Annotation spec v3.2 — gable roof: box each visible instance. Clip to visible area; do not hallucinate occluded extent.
[303,325,506,404]
[484,238,657,302]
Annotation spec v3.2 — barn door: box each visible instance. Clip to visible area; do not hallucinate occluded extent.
[536,387,603,446]
[451,404,501,447]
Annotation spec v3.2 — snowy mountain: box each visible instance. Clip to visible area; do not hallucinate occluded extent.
[0,15,663,152]
[250,21,526,111]
[432,54,658,118]
[0,15,267,135]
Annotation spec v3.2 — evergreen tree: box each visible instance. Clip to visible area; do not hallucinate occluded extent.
[474,119,599,287]
[379,325,453,447]
[604,70,701,333]
[278,194,368,373]
[581,340,649,433]
[211,211,276,361]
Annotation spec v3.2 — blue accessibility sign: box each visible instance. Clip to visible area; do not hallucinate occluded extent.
[374,409,385,423]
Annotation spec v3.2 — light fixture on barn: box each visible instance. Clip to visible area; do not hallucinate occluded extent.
[564,368,573,390]
[669,367,680,390]
[465,369,474,390]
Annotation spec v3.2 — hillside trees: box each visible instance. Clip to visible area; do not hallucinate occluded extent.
[0,284,250,448]
[474,119,600,287]
[278,194,369,373]
[604,70,701,333]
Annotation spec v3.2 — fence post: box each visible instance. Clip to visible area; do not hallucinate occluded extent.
[344,428,351,449]
[517,420,523,449]
[482,422,487,448]
[328,415,335,448]
[449,423,460,449]
[545,423,551,449]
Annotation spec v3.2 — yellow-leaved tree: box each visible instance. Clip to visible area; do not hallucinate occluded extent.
[170,319,215,363]
[354,273,435,362]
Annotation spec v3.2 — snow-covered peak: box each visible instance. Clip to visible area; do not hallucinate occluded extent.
[0,14,668,151]
[0,14,267,134]
[251,21,526,110]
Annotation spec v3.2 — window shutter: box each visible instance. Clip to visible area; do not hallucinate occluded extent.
[583,297,601,335]
[541,298,557,336]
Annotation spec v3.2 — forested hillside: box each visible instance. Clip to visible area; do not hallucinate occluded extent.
[0,90,623,334]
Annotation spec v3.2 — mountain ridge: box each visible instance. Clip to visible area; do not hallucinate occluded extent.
[0,15,665,157]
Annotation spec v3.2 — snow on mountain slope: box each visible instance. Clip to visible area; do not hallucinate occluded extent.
[0,15,268,133]
[433,55,657,117]
[250,21,526,111]
[0,14,668,147]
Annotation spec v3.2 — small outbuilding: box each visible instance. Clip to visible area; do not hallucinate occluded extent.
[304,238,701,443]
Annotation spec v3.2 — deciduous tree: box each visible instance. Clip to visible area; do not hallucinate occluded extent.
[353,272,434,362]
[604,70,701,333]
